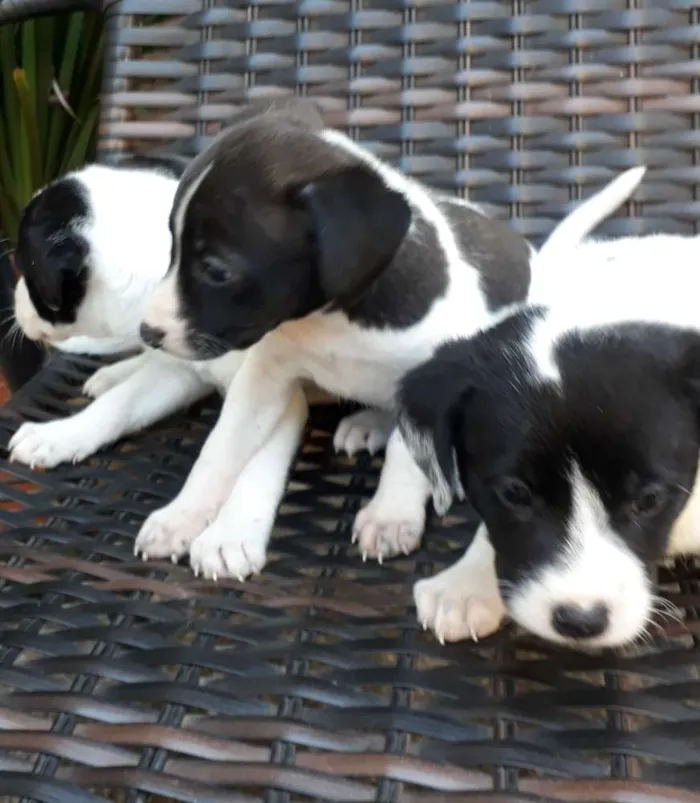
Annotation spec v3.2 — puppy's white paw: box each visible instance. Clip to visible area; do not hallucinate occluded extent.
[414,565,506,644]
[352,494,425,562]
[189,519,268,581]
[83,364,124,398]
[134,503,212,563]
[333,410,393,457]
[9,420,95,469]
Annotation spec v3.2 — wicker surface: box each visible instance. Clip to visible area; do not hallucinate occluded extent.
[96,0,700,243]
[0,354,699,803]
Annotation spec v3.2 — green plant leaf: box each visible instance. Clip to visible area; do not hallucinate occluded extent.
[13,68,43,194]
[46,12,84,179]
[0,12,103,241]
[0,121,18,221]
[0,26,20,170]
[60,22,103,174]
[20,21,37,101]
[35,18,56,155]
[61,105,99,174]
[0,187,19,244]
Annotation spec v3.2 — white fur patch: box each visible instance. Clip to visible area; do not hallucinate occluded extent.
[143,272,191,357]
[525,233,700,379]
[508,462,652,647]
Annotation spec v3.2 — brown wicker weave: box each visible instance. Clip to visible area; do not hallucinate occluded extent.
[93,0,700,245]
[2,1,700,801]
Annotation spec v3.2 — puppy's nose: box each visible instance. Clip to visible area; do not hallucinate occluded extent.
[140,323,165,349]
[552,603,609,640]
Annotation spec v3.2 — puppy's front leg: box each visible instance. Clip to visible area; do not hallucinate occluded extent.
[352,427,431,562]
[83,353,147,398]
[9,356,208,469]
[188,385,308,580]
[414,524,506,643]
[135,344,297,563]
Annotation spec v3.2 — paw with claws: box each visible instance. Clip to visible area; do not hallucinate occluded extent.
[134,502,215,564]
[333,409,393,457]
[9,420,96,469]
[189,524,268,582]
[352,492,425,563]
[414,526,506,643]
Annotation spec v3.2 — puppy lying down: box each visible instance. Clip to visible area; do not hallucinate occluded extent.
[8,155,392,579]
[400,210,700,650]
[131,99,644,584]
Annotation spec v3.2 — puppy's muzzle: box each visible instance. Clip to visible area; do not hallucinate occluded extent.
[140,322,165,350]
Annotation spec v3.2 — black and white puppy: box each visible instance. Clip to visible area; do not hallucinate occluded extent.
[14,154,188,355]
[133,99,642,576]
[399,226,700,650]
[9,153,386,580]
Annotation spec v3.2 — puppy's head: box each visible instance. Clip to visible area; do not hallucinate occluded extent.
[141,99,412,358]
[14,158,182,350]
[14,176,90,343]
[399,312,700,648]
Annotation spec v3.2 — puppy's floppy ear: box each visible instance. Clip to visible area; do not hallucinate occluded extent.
[298,166,411,304]
[397,356,473,516]
[17,232,87,313]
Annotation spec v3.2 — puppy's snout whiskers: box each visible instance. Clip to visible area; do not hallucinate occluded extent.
[630,595,687,650]
[651,595,685,627]
[1,312,49,356]
[2,318,24,352]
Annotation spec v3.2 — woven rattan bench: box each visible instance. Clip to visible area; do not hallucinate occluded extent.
[2,1,700,801]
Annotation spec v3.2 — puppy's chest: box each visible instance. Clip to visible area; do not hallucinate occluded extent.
[308,356,404,406]
[277,324,418,408]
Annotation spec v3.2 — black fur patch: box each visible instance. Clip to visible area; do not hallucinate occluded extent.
[343,214,447,329]
[438,198,531,312]
[15,176,91,325]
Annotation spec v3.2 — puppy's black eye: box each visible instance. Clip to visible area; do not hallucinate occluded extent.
[629,482,667,520]
[198,255,235,287]
[494,477,533,516]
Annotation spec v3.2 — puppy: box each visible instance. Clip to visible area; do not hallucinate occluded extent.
[9,154,387,579]
[399,210,700,650]
[10,156,249,469]
[134,99,640,578]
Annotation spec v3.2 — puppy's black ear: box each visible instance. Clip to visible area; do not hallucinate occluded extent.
[299,166,411,304]
[17,233,87,313]
[398,356,473,516]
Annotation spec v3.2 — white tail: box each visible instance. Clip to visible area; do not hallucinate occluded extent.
[536,166,647,263]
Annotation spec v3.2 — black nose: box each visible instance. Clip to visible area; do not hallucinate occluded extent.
[552,603,609,640]
[140,323,165,349]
